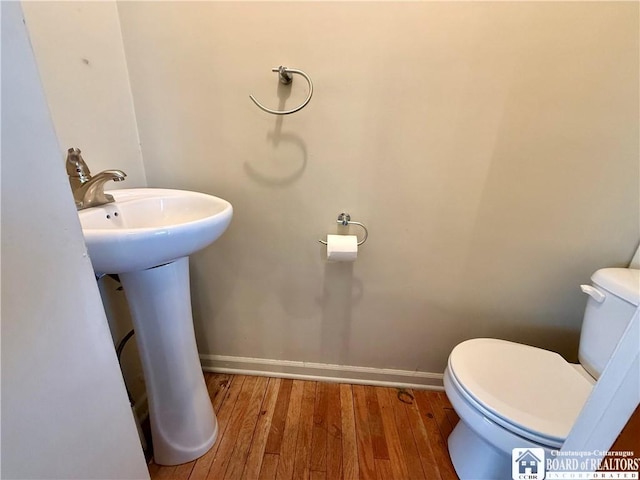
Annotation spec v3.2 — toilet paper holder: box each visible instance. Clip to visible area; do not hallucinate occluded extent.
[319,213,369,246]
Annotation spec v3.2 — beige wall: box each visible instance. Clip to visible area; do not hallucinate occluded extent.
[22,1,146,187]
[25,1,639,380]
[1,3,148,478]
[22,0,149,410]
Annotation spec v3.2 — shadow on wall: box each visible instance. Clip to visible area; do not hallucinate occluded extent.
[319,261,363,366]
[243,131,307,187]
[448,306,583,364]
[498,322,582,364]
[243,82,308,187]
[98,276,147,402]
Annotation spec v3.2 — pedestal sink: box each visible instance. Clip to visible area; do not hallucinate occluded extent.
[79,188,232,465]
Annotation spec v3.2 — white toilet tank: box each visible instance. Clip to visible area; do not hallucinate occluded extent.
[578,268,639,379]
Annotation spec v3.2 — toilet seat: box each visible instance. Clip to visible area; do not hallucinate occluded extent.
[447,338,595,448]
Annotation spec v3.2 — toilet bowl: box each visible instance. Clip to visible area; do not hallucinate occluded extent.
[444,268,640,480]
[444,339,594,479]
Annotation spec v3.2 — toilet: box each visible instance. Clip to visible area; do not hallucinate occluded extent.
[444,268,640,480]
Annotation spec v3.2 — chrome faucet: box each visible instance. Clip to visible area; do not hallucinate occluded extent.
[66,147,126,210]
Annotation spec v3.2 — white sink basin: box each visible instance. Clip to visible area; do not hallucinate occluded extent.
[79,187,232,465]
[79,188,233,274]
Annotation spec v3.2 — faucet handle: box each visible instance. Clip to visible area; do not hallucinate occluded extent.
[66,147,91,182]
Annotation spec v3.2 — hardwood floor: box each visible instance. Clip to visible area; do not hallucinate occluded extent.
[148,373,460,480]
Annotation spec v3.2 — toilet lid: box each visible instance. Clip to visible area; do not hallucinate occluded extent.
[448,338,594,443]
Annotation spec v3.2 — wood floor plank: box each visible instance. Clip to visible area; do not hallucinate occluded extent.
[259,453,280,480]
[374,459,394,480]
[190,375,247,480]
[309,381,329,473]
[376,387,409,480]
[154,465,177,480]
[242,378,282,480]
[265,379,294,455]
[340,384,360,480]
[292,381,318,480]
[224,376,270,480]
[352,385,377,480]
[431,391,454,440]
[173,461,196,480]
[149,374,460,480]
[364,386,389,460]
[206,373,233,412]
[385,389,426,480]
[309,471,327,480]
[403,391,442,480]
[275,380,304,480]
[206,376,260,480]
[435,392,455,423]
[325,383,343,480]
[438,391,459,428]
[148,462,161,480]
[437,391,454,408]
[444,408,459,429]
[413,390,459,480]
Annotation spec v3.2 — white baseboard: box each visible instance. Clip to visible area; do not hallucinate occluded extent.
[199,354,444,391]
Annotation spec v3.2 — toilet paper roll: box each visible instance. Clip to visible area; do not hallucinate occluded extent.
[326,234,358,262]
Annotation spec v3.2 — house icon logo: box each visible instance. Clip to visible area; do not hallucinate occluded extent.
[512,448,545,480]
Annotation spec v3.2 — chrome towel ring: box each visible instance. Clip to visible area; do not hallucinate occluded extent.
[250,66,313,115]
[319,213,369,247]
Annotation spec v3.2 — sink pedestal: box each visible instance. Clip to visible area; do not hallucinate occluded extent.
[119,257,217,465]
